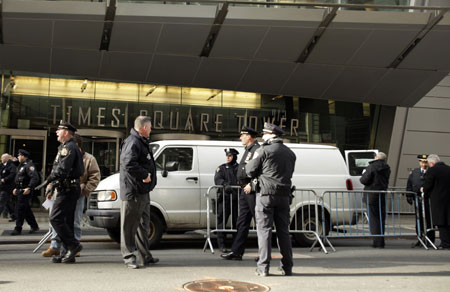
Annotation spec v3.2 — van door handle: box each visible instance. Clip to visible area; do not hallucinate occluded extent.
[186,177,198,182]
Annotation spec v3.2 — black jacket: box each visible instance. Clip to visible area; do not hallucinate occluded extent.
[214,161,239,199]
[119,128,157,200]
[15,159,40,190]
[0,161,17,192]
[406,167,426,195]
[236,141,260,187]
[423,162,450,226]
[48,138,84,183]
[245,138,296,196]
[360,159,391,191]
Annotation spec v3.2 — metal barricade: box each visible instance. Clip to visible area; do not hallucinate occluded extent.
[421,193,438,250]
[203,186,328,253]
[319,190,431,251]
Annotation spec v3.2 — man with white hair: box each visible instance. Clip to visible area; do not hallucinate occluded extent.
[0,154,17,220]
[360,152,391,248]
[423,154,450,250]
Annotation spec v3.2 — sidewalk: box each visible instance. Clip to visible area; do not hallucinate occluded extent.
[0,210,109,245]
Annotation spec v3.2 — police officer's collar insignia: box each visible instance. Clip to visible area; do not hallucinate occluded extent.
[29,166,35,171]
[147,154,151,160]
[61,147,69,156]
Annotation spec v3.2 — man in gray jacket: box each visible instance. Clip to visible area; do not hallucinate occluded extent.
[120,116,158,269]
[246,122,296,277]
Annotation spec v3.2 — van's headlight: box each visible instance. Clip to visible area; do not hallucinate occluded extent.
[97,190,117,201]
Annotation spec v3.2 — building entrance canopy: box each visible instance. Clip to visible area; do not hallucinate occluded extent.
[0,0,449,107]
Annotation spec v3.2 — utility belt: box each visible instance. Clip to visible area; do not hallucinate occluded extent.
[57,178,80,189]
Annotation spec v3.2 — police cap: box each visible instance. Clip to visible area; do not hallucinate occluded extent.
[262,122,284,136]
[417,154,428,162]
[240,126,258,137]
[224,148,239,156]
[57,120,77,132]
[18,149,30,157]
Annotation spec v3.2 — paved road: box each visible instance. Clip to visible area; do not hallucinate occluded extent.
[1,236,450,292]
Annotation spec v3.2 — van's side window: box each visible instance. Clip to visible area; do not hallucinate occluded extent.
[155,147,193,171]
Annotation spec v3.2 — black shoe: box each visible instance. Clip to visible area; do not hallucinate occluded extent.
[254,256,259,262]
[126,261,139,269]
[371,244,385,249]
[144,257,159,266]
[52,255,74,263]
[278,267,292,276]
[10,230,21,236]
[437,246,450,250]
[8,218,16,222]
[220,252,242,261]
[255,268,268,277]
[29,227,40,234]
[62,244,83,263]
[220,248,229,253]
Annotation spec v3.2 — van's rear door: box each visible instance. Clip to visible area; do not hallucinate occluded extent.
[345,150,378,190]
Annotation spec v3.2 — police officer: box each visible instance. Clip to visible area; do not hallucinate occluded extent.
[10,150,40,235]
[221,126,259,260]
[45,121,84,263]
[407,154,435,247]
[0,154,17,221]
[246,122,296,277]
[214,148,239,252]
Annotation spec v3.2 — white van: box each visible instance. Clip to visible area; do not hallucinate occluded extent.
[86,140,370,247]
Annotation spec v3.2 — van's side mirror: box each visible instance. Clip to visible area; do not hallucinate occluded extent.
[162,161,179,177]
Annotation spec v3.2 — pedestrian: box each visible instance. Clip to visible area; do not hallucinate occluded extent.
[221,126,260,261]
[120,116,158,269]
[10,149,40,235]
[423,154,450,250]
[44,121,84,263]
[246,122,296,277]
[406,154,435,247]
[0,154,17,221]
[360,152,391,248]
[214,148,239,252]
[41,134,100,258]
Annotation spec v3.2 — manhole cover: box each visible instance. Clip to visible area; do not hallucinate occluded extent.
[183,279,270,292]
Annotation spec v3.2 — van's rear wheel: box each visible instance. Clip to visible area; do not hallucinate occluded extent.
[292,209,329,247]
[106,213,164,248]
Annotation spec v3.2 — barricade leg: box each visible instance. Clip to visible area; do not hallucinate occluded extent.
[33,229,53,253]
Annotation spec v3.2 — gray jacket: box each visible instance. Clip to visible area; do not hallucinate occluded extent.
[245,138,296,196]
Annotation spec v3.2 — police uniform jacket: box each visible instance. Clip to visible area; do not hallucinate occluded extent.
[47,138,84,184]
[423,162,450,226]
[119,128,157,200]
[406,168,426,195]
[15,159,40,190]
[237,141,259,188]
[360,159,390,191]
[214,161,239,199]
[245,138,296,196]
[0,160,17,193]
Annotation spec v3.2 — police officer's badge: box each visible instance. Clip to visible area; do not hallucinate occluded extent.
[61,147,69,156]
[29,166,35,172]
[216,167,220,173]
[19,167,24,172]
[147,154,151,160]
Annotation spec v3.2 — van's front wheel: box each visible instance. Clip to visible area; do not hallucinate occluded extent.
[106,213,164,248]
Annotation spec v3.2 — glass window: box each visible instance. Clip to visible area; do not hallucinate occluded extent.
[155,147,193,171]
[347,151,377,176]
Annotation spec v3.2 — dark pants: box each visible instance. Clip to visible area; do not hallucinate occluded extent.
[14,190,39,232]
[121,193,154,264]
[216,194,238,250]
[0,190,15,219]
[368,193,386,247]
[438,226,450,248]
[50,186,80,251]
[415,196,435,242]
[231,191,256,255]
[255,194,292,273]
